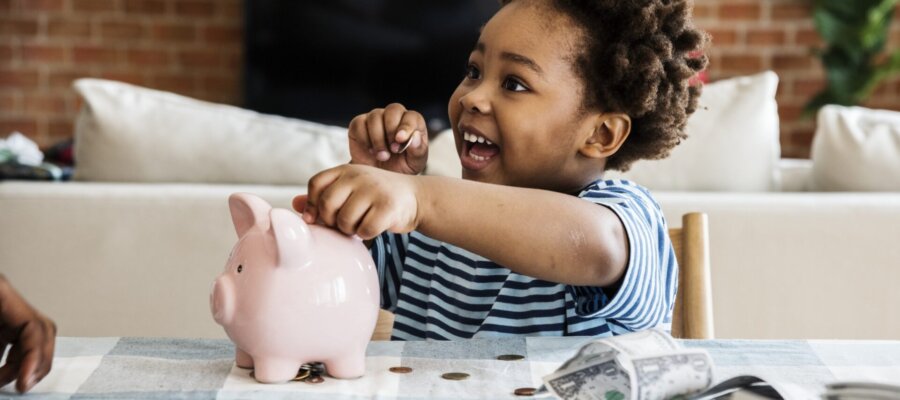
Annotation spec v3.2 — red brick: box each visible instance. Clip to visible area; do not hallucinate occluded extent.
[200,74,237,93]
[127,48,170,66]
[100,21,147,40]
[203,24,240,44]
[98,71,147,85]
[175,0,215,17]
[795,28,823,46]
[24,94,68,114]
[705,28,738,46]
[718,3,761,20]
[772,3,812,20]
[72,0,116,12]
[47,118,73,136]
[0,17,40,36]
[0,69,40,88]
[692,3,714,19]
[219,0,240,18]
[176,49,219,67]
[21,43,66,63]
[773,54,813,69]
[0,0,11,12]
[787,127,815,146]
[719,54,763,72]
[47,17,92,37]
[149,73,196,94]
[48,69,94,89]
[778,105,804,121]
[793,78,825,97]
[0,94,17,114]
[20,0,66,12]
[0,117,39,136]
[125,0,166,14]
[151,22,196,42]
[0,43,14,62]
[747,29,787,46]
[73,46,119,64]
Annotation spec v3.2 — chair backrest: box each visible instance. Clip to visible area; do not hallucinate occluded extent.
[669,212,714,339]
[371,212,713,341]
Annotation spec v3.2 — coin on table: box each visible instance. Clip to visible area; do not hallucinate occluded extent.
[441,372,470,381]
[305,375,324,384]
[514,387,536,396]
[389,366,413,374]
[496,354,525,361]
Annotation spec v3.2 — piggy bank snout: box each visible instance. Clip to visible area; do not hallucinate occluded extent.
[211,276,235,326]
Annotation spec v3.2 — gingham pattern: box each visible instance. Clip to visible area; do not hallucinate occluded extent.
[3,337,900,399]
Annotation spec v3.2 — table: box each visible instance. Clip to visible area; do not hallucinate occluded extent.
[3,337,900,399]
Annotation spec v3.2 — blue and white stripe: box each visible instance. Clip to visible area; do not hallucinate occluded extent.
[370,179,677,340]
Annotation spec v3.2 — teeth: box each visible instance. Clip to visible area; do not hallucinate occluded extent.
[462,130,493,145]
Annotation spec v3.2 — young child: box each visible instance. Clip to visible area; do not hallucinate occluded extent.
[293,0,706,340]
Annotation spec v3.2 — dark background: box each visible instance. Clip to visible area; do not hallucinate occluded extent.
[244,0,500,132]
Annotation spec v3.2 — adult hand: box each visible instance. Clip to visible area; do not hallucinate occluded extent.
[348,103,429,175]
[0,275,56,394]
[292,164,422,240]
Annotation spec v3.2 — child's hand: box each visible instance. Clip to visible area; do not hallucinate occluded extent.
[292,165,422,240]
[0,275,57,394]
[348,104,429,175]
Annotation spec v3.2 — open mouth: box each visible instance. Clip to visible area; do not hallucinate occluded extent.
[460,129,500,170]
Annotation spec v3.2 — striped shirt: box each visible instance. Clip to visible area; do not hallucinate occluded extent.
[370,179,677,340]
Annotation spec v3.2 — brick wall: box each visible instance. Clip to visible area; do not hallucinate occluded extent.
[1,0,899,158]
[0,0,242,148]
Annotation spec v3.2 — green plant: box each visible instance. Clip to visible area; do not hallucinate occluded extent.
[804,0,900,116]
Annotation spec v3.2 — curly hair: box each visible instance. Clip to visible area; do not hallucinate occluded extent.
[502,0,708,171]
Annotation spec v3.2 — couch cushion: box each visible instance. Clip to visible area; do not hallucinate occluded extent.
[811,105,900,191]
[605,71,782,192]
[73,79,350,185]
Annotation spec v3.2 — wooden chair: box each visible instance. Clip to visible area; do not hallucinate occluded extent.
[370,212,713,341]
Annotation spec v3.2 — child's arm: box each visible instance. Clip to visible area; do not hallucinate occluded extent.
[296,164,627,288]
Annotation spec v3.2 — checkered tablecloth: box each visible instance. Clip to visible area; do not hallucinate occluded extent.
[3,336,900,399]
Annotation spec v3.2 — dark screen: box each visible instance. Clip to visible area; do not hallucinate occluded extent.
[244,1,499,132]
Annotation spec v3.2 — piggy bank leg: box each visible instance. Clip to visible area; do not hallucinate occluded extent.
[324,350,367,379]
[235,348,253,369]
[253,358,303,383]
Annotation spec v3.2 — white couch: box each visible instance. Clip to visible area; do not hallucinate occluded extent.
[2,73,899,340]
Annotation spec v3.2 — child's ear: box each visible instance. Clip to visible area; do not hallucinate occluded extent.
[578,113,631,159]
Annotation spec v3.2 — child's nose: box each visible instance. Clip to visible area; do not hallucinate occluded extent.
[459,87,492,115]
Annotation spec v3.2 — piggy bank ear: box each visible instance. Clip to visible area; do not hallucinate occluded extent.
[269,208,311,268]
[228,193,272,237]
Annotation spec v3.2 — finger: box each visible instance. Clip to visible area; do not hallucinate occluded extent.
[390,111,424,153]
[35,320,56,387]
[382,103,406,152]
[356,205,395,240]
[15,346,40,393]
[316,179,355,228]
[407,129,429,159]
[335,192,374,236]
[305,168,345,224]
[292,195,312,222]
[348,114,374,163]
[365,109,390,162]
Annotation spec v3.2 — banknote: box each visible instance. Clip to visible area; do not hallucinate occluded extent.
[543,355,631,400]
[539,329,715,400]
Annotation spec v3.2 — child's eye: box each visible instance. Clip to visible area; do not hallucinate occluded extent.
[465,64,481,80]
[502,77,528,92]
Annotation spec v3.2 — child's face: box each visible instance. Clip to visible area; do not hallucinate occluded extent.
[448,0,599,192]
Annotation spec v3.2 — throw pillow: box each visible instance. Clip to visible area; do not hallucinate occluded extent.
[73,79,350,185]
[605,71,782,191]
[811,105,900,191]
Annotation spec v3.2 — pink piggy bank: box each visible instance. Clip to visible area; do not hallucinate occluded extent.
[210,193,380,383]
